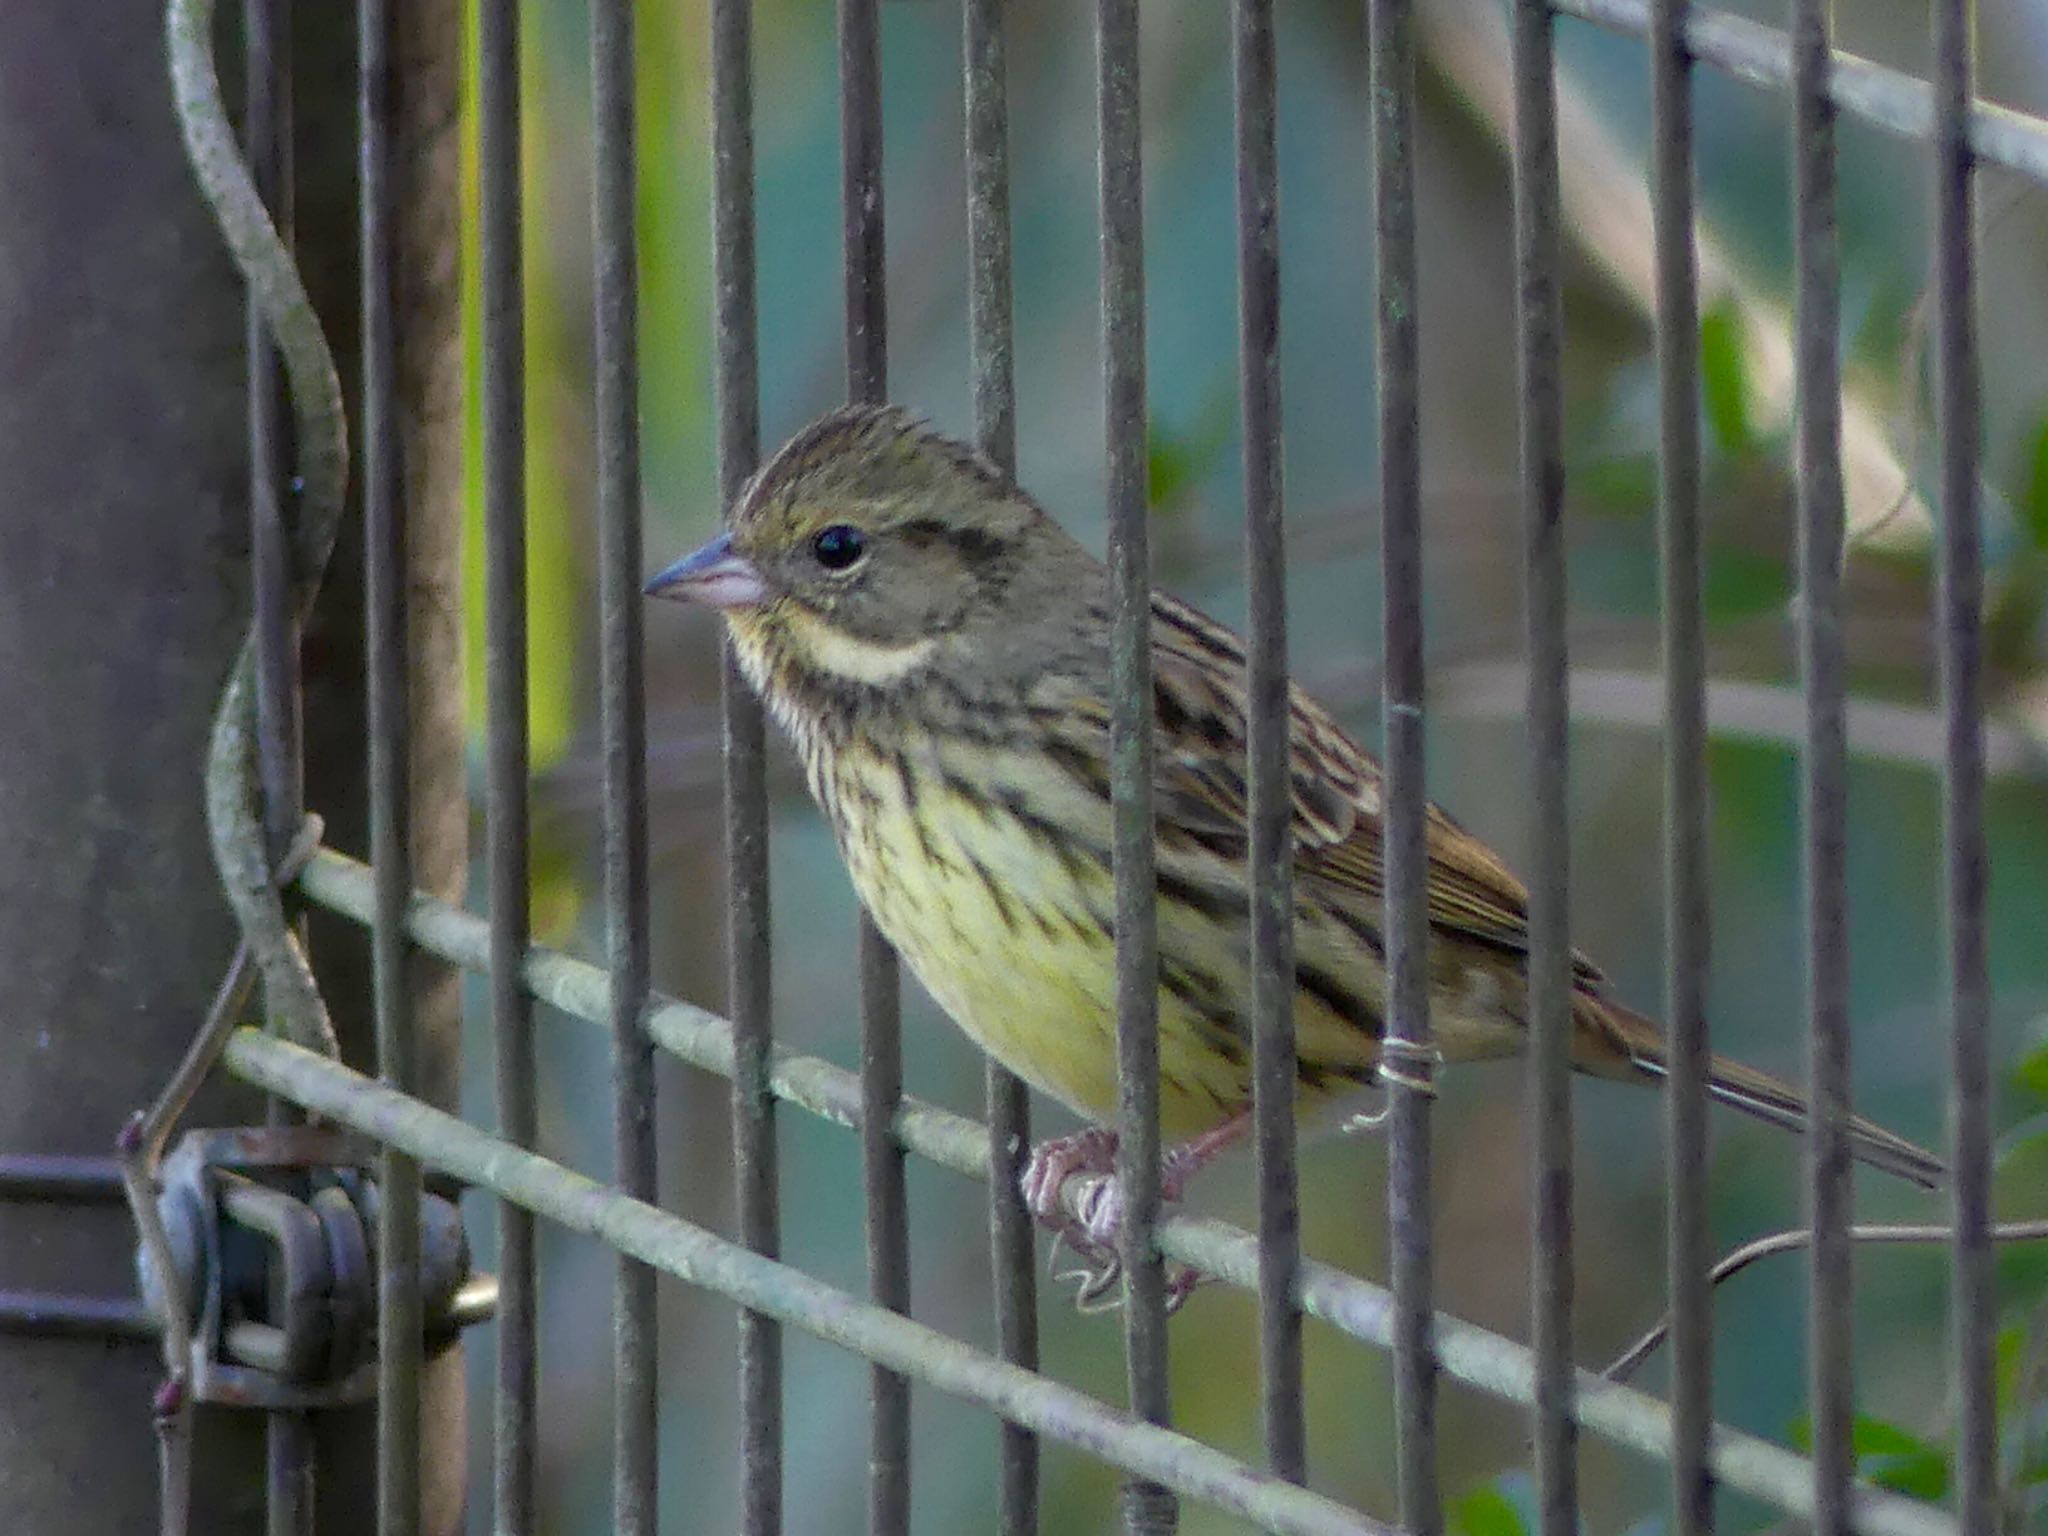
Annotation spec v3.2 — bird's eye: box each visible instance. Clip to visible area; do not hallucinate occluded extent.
[812,524,867,571]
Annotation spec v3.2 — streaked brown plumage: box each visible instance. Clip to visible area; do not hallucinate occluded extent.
[646,404,1943,1249]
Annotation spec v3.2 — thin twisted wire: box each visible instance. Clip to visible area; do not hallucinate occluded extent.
[168,0,350,1058]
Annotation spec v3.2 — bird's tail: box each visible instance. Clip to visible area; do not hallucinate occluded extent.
[1589,999,1946,1190]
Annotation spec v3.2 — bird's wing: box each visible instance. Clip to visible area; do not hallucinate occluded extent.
[1141,591,1602,982]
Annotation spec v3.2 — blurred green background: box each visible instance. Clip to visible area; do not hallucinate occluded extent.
[444,0,2048,1529]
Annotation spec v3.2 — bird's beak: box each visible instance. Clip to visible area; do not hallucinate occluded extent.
[644,531,768,610]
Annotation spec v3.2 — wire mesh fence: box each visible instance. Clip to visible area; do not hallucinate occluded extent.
[114,0,2048,1532]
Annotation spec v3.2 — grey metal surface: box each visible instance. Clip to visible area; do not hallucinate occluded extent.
[1508,0,1577,1530]
[1232,0,1305,1488]
[1093,2,1173,1531]
[589,1,660,1529]
[834,4,912,1531]
[1929,0,1993,1531]
[360,1,425,1530]
[962,1,1041,1529]
[1368,0,1438,1528]
[247,6,320,1531]
[1791,0,1854,1527]
[478,0,539,1528]
[713,2,783,1534]
[1646,0,1714,1530]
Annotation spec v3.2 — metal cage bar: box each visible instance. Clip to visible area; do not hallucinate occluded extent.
[229,1030,1388,1536]
[477,0,540,1528]
[1556,0,2048,182]
[293,847,1960,1536]
[1233,0,1304,1490]
[243,1,317,1527]
[960,1,1042,1530]
[835,3,913,1530]
[189,0,2048,1530]
[1368,0,1438,1529]
[1508,0,1576,1530]
[1790,0,1854,1527]
[589,1,660,1528]
[360,1,424,1530]
[246,0,299,870]
[713,1,781,1534]
[1930,1,1993,1532]
[1093,2,1174,1532]
[1645,0,1714,1530]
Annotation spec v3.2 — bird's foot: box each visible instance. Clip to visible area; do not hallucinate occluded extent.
[1071,1113,1244,1248]
[1046,1229,1124,1312]
[1021,1128,1124,1306]
[1023,1115,1249,1315]
[1046,1230,1208,1316]
[1019,1126,1119,1223]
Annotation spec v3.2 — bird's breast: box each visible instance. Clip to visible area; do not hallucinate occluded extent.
[811,735,1132,1119]
[791,731,1532,1138]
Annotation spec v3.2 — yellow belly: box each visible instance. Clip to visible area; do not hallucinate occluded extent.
[812,736,1525,1140]
[814,740,1258,1136]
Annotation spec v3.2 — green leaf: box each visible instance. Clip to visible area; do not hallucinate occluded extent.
[2019,415,2048,552]
[2015,1022,2048,1105]
[1145,386,1236,517]
[1865,1445,1950,1501]
[1451,1484,1530,1536]
[1785,1415,1950,1501]
[1703,544,1792,622]
[1994,1121,2048,1214]
[1996,1323,2027,1417]
[1852,1419,1940,1459]
[1701,302,1755,459]
[1147,430,1199,516]
[1573,452,1657,516]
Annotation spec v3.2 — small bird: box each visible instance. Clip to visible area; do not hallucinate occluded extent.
[647,404,1942,1281]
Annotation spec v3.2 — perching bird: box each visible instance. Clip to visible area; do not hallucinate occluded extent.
[646,404,1943,1274]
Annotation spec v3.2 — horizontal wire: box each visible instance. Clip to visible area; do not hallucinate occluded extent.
[224,1028,1385,1536]
[295,847,1957,1536]
[1553,0,2048,186]
[1604,1219,2048,1384]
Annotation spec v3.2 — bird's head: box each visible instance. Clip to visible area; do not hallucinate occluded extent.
[647,405,1089,699]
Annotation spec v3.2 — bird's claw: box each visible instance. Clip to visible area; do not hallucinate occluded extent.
[1019,1127,1119,1223]
[1047,1234,1206,1316]
[1047,1228,1124,1312]
[1076,1171,1126,1252]
[1044,1195,1209,1315]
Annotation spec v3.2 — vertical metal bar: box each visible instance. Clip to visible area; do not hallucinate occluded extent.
[840,0,889,407]
[1931,2,1992,1531]
[248,0,300,857]
[1368,0,1437,1529]
[713,0,781,1531]
[1232,0,1304,1489]
[245,3,316,1528]
[362,0,422,1531]
[1648,0,1713,1531]
[961,3,1040,1531]
[837,4,910,1532]
[479,1,539,1530]
[858,928,909,1536]
[590,1,659,1530]
[1508,2,1576,1532]
[264,1418,314,1536]
[1094,4,1173,1533]
[1791,0,1852,1528]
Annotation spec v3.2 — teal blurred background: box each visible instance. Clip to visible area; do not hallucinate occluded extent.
[447,0,2048,1529]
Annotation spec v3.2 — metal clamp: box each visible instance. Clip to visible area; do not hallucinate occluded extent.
[137,1125,495,1409]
